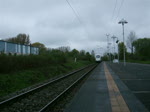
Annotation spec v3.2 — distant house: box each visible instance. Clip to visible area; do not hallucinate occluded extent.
[0,40,39,55]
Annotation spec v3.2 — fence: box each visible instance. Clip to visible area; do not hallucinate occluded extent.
[0,40,39,55]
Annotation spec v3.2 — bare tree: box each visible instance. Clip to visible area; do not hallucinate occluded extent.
[126,31,137,54]
[5,33,30,45]
[58,46,70,52]
[91,50,95,57]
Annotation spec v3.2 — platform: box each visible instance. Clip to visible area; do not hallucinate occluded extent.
[65,62,149,112]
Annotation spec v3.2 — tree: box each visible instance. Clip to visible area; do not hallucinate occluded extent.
[101,53,109,61]
[91,50,95,57]
[31,42,45,48]
[5,33,30,45]
[31,42,46,54]
[85,52,95,61]
[126,31,137,54]
[58,46,70,52]
[79,50,86,56]
[133,38,150,60]
[70,49,79,57]
[118,42,127,60]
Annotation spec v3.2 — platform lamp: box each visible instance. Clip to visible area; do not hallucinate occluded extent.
[118,18,128,66]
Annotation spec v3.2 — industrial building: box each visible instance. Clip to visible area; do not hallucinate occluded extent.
[0,40,39,55]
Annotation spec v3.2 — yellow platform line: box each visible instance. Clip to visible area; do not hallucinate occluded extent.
[104,63,130,112]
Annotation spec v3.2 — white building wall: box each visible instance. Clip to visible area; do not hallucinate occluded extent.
[28,46,30,54]
[22,45,25,54]
[4,42,7,53]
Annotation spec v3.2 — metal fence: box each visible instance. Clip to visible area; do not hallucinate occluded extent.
[0,40,39,55]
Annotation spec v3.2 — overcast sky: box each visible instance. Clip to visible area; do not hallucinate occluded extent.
[0,0,150,54]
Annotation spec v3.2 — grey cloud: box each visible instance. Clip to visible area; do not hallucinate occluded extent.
[0,0,150,55]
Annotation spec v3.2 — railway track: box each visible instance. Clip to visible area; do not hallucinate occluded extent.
[0,64,97,112]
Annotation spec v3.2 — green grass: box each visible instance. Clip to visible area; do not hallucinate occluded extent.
[0,61,94,99]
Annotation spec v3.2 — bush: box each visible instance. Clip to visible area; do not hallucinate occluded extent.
[0,48,95,74]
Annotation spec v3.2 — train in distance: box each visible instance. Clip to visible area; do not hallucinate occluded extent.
[95,54,101,63]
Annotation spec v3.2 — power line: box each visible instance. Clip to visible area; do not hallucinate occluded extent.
[65,0,82,25]
[65,0,90,38]
[111,0,118,21]
[115,0,125,21]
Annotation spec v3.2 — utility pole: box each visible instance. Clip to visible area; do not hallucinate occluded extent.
[106,34,110,61]
[111,35,117,60]
[118,18,128,66]
[116,37,119,63]
[108,42,112,62]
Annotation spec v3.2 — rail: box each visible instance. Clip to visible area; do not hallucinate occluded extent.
[0,64,96,110]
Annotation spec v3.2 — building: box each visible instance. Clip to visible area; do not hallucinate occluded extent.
[0,40,39,55]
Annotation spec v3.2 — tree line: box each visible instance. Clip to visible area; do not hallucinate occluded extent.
[0,33,95,73]
[102,31,150,62]
[119,31,150,61]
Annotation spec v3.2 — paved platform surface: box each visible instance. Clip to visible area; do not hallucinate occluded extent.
[107,62,150,110]
[65,62,149,112]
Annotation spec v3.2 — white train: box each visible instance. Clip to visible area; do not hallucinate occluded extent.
[95,54,101,63]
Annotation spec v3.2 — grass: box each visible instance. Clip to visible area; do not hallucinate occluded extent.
[0,60,93,98]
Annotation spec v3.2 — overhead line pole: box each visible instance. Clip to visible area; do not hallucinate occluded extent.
[116,37,120,63]
[111,35,117,60]
[106,34,110,62]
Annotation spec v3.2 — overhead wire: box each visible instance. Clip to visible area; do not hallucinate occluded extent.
[109,0,118,37]
[111,0,118,21]
[110,0,125,34]
[115,0,125,21]
[65,0,90,38]
[65,0,82,25]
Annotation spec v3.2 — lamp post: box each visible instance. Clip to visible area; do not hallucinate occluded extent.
[118,18,128,66]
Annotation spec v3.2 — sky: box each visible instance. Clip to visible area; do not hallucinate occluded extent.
[0,0,150,55]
